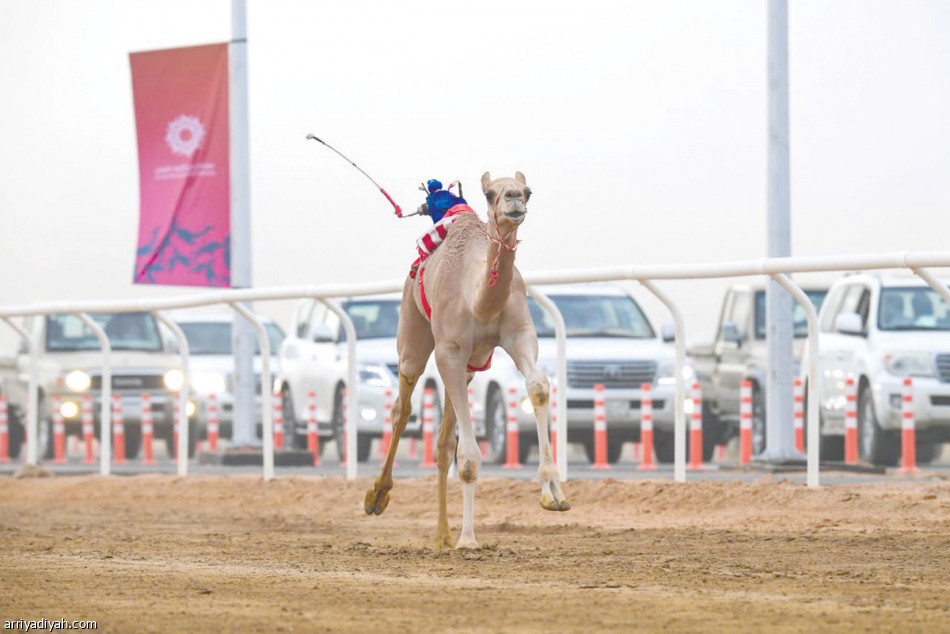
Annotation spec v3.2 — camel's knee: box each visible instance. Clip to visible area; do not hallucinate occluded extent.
[527,372,550,409]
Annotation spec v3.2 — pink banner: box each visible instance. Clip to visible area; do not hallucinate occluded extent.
[130,43,230,287]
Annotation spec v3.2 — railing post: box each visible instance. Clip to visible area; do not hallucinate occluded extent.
[769,274,820,488]
[228,303,273,481]
[319,299,358,481]
[526,286,569,482]
[75,313,111,476]
[638,280,687,483]
[152,311,191,478]
[1,318,38,467]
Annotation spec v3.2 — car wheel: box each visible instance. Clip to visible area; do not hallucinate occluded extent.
[7,408,24,460]
[281,387,299,449]
[751,385,767,457]
[653,430,675,463]
[581,432,624,464]
[164,423,198,459]
[858,384,899,466]
[333,387,346,462]
[123,426,142,460]
[916,440,941,465]
[484,387,507,464]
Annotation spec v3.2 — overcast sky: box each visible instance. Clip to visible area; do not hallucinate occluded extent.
[1,1,949,349]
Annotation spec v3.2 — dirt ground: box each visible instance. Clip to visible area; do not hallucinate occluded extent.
[1,473,949,633]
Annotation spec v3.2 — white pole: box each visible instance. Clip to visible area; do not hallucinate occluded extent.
[526,286,569,482]
[320,300,359,481]
[770,274,821,488]
[152,311,191,478]
[230,0,256,447]
[229,303,274,481]
[1,318,38,466]
[639,280,687,483]
[765,0,797,461]
[76,314,111,476]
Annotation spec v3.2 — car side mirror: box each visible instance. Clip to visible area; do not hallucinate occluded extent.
[312,322,335,343]
[721,321,744,343]
[834,312,864,336]
[661,323,676,343]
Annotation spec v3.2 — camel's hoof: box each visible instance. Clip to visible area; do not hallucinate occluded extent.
[364,486,390,516]
[455,537,480,550]
[540,494,571,512]
[434,532,454,550]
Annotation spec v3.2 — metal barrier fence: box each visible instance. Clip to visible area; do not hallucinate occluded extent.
[3,250,950,487]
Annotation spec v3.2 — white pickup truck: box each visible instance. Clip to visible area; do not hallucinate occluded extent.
[811,273,950,465]
[15,312,191,459]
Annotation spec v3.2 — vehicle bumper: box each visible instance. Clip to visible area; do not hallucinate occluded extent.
[59,391,180,434]
[874,376,950,438]
[511,384,681,435]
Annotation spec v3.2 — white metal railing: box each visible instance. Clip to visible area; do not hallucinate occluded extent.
[3,250,950,487]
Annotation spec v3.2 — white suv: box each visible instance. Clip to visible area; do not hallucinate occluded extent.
[277,295,438,462]
[812,273,950,465]
[470,284,688,464]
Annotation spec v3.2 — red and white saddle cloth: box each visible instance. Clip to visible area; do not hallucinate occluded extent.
[408,203,493,372]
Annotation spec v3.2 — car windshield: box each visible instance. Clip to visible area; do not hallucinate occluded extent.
[46,312,163,352]
[878,287,950,331]
[178,321,286,355]
[529,294,655,338]
[344,300,401,339]
[754,289,827,338]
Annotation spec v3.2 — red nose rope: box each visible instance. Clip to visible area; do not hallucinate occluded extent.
[485,207,522,287]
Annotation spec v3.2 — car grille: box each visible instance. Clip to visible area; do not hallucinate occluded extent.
[567,360,657,389]
[90,374,165,390]
[226,374,263,395]
[568,399,665,410]
[936,354,950,383]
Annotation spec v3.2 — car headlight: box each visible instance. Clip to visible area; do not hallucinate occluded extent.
[520,397,534,415]
[190,371,227,395]
[186,400,196,417]
[64,370,91,392]
[163,369,185,392]
[358,363,392,387]
[883,353,935,377]
[657,362,695,386]
[60,400,80,419]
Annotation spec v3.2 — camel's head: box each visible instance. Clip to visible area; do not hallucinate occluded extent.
[481,171,531,227]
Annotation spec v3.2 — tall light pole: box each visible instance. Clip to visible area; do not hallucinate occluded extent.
[230,0,256,446]
[764,0,797,461]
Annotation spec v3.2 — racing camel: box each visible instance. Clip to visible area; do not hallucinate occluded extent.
[364,171,570,549]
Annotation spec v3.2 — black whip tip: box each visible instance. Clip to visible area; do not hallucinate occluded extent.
[305,133,323,143]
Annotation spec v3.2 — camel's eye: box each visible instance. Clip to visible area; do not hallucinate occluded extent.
[485,189,497,205]
[523,187,532,202]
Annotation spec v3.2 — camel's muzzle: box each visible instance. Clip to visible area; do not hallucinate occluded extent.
[504,209,526,223]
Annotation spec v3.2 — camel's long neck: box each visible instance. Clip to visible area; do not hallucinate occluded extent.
[473,225,519,319]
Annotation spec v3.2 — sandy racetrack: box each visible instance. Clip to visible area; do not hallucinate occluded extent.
[1,474,949,632]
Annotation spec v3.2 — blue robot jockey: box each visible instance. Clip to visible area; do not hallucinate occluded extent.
[409,179,476,279]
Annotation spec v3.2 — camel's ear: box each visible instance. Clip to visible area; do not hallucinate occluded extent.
[515,171,526,185]
[481,171,496,205]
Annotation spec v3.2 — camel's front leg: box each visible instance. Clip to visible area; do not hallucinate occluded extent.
[435,343,481,549]
[506,335,570,511]
[434,390,459,549]
[364,371,417,515]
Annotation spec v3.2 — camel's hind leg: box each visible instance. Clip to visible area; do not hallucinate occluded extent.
[435,343,481,549]
[505,331,570,511]
[365,281,434,516]
[434,372,473,549]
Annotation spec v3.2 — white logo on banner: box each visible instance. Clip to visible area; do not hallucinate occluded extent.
[164,115,206,158]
